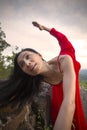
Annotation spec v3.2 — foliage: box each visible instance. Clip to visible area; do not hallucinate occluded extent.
[79,69,87,89]
[0,47,19,79]
[0,23,10,54]
[80,80,87,89]
[0,23,19,79]
[36,110,53,130]
[79,69,87,81]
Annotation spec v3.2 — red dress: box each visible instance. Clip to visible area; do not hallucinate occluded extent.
[50,28,87,130]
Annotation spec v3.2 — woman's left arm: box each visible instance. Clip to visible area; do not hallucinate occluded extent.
[53,55,76,130]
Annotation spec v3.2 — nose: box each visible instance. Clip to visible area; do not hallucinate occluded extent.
[24,59,31,67]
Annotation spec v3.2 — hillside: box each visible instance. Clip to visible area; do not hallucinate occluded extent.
[79,69,87,81]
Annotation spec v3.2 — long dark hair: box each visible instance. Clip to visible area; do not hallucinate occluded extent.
[0,48,44,107]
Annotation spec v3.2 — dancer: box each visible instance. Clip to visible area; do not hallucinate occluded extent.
[0,21,87,130]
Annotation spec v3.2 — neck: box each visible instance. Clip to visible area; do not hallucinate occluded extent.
[39,61,63,85]
[40,61,54,80]
[41,62,52,77]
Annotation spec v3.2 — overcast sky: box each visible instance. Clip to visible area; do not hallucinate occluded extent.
[0,0,87,69]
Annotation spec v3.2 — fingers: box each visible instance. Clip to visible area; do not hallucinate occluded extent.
[32,21,44,31]
[32,21,39,27]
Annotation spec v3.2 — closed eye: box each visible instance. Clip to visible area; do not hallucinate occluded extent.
[25,54,30,60]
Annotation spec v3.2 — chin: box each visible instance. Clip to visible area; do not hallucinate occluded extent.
[30,71,40,76]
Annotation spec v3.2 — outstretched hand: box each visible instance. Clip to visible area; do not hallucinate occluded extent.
[32,21,44,30]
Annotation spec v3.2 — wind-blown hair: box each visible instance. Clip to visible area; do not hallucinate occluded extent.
[0,48,43,107]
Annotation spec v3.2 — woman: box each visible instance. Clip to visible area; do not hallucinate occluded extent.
[0,21,87,130]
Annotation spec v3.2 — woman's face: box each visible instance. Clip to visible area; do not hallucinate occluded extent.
[17,51,44,76]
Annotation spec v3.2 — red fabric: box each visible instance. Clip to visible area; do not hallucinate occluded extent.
[50,28,87,130]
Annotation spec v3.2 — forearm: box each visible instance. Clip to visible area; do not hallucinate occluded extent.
[43,26,73,50]
[32,21,75,54]
[50,28,75,53]
[53,99,75,130]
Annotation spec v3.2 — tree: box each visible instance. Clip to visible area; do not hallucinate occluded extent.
[0,23,19,79]
[0,23,10,56]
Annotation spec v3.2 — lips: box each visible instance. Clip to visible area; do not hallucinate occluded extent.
[30,64,36,71]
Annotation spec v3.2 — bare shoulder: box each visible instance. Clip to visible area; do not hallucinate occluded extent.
[58,55,74,72]
[59,55,73,63]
